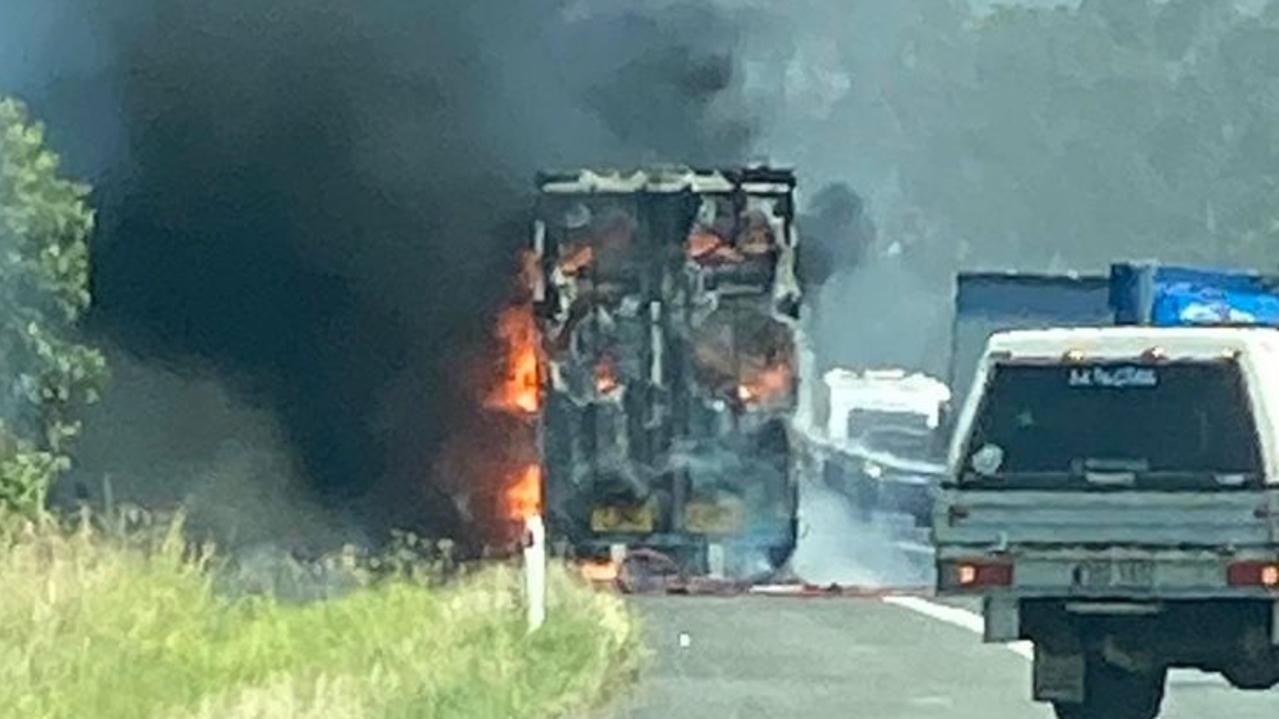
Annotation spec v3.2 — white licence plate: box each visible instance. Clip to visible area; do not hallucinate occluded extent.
[1076,559,1155,589]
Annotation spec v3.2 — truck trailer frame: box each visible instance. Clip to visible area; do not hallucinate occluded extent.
[527,166,804,577]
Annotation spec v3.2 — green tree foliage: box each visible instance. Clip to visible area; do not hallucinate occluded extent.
[773,0,1279,277]
[878,0,1279,272]
[0,98,106,513]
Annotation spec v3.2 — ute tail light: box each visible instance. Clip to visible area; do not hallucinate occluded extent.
[1227,561,1279,589]
[941,559,1014,590]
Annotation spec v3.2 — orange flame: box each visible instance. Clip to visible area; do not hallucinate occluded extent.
[486,304,541,415]
[738,363,794,405]
[686,231,745,263]
[687,231,724,258]
[558,244,594,274]
[594,355,619,395]
[580,559,620,584]
[505,463,543,520]
[483,300,545,524]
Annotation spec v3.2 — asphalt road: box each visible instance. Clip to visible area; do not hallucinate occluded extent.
[607,594,1279,719]
[605,481,1279,718]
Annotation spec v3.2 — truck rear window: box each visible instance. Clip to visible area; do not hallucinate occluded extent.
[963,360,1263,488]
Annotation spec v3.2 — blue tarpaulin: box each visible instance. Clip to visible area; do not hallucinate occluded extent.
[1152,283,1279,326]
[1110,263,1279,327]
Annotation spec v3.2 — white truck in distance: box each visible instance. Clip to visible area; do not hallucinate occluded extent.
[934,327,1279,719]
[795,368,950,527]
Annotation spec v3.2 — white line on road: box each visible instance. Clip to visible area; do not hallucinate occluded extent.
[883,595,1034,660]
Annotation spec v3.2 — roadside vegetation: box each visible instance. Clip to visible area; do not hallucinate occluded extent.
[0,97,106,515]
[0,512,643,719]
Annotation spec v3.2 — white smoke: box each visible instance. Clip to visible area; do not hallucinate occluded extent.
[790,479,933,587]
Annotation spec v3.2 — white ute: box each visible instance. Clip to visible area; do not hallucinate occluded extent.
[934,326,1279,719]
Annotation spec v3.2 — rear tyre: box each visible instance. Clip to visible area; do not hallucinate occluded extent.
[1052,653,1166,719]
[1222,651,1279,690]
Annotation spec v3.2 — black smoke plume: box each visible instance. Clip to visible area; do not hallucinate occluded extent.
[798,183,877,288]
[1,0,755,543]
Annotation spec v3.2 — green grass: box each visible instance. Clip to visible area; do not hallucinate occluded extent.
[0,515,643,719]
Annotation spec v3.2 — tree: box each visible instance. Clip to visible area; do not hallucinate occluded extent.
[764,0,1279,373]
[0,98,107,514]
[861,0,1279,273]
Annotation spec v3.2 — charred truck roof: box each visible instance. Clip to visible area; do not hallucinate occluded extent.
[535,166,798,195]
[528,165,803,578]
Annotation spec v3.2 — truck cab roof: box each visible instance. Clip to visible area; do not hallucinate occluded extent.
[985,326,1279,362]
[535,166,796,195]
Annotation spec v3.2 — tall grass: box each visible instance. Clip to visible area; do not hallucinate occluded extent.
[0,513,642,719]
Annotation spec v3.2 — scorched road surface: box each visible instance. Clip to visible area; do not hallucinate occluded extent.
[607,594,1279,719]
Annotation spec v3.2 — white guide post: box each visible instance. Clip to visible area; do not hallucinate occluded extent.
[523,514,547,633]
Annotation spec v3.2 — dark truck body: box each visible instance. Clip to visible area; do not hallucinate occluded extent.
[528,167,803,576]
[947,272,1112,413]
[818,265,1247,532]
[796,272,1114,532]
[947,262,1279,410]
[812,272,1111,530]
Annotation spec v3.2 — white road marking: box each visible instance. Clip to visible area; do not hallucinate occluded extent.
[883,595,1034,659]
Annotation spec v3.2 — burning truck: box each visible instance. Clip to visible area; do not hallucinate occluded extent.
[489,167,804,579]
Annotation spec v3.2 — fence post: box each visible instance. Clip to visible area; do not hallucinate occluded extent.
[523,514,547,633]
